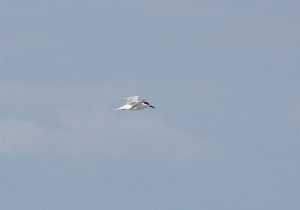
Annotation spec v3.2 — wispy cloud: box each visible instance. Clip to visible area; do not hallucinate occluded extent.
[0,120,46,155]
[0,105,208,161]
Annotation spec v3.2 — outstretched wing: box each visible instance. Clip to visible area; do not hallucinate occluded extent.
[125,96,140,104]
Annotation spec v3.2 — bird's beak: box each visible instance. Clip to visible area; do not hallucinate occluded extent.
[150,105,155,108]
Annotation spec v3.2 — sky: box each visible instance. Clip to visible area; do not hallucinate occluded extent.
[0,0,299,209]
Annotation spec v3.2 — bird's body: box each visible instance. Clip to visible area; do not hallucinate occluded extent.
[114,96,155,110]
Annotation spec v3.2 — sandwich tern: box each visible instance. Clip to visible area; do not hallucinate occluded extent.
[114,96,155,110]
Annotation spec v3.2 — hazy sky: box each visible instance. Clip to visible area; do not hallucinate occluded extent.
[1,0,299,209]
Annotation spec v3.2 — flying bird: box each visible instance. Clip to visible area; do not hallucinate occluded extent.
[114,96,155,110]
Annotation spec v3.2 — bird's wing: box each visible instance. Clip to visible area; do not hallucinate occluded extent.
[125,96,140,103]
[129,100,143,109]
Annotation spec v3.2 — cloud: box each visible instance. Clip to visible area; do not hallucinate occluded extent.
[0,120,46,155]
[0,106,208,162]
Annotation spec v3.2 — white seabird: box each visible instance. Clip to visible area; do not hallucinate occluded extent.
[114,96,155,110]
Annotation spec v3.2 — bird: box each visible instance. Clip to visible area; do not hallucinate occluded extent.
[114,96,155,110]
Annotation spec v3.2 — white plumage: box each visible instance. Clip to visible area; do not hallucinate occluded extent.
[114,96,155,110]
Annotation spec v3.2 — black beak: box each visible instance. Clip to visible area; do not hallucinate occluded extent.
[150,105,155,109]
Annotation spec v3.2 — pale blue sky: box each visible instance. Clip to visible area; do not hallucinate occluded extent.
[0,0,299,209]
